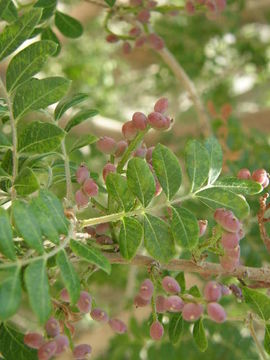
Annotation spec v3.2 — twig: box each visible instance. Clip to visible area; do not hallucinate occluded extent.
[61,140,73,204]
[258,193,270,254]
[248,313,268,360]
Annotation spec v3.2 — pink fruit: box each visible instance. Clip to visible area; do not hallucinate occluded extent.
[165,295,184,312]
[73,344,92,359]
[123,41,132,55]
[135,36,147,47]
[96,235,113,245]
[186,1,195,14]
[224,245,240,259]
[129,26,141,37]
[182,303,204,322]
[83,178,98,197]
[115,140,128,157]
[154,97,169,113]
[252,169,268,185]
[60,288,70,302]
[54,335,69,355]
[214,208,240,233]
[203,281,222,302]
[162,276,181,294]
[45,317,60,338]
[133,147,147,158]
[134,294,151,307]
[221,285,231,296]
[106,34,119,43]
[76,165,89,184]
[221,232,240,249]
[148,34,165,50]
[148,112,168,130]
[103,163,116,181]
[132,112,148,130]
[146,146,154,163]
[263,177,269,189]
[75,189,89,208]
[96,222,110,235]
[38,341,57,360]
[220,255,239,271]
[147,0,158,8]
[77,291,92,313]
[84,226,96,237]
[150,320,164,340]
[237,168,251,180]
[137,9,151,23]
[90,308,109,323]
[109,318,127,334]
[156,295,167,313]
[122,121,137,140]
[198,220,208,237]
[96,136,116,154]
[207,302,226,323]
[238,228,245,240]
[24,333,44,349]
[139,279,154,300]
[216,0,226,11]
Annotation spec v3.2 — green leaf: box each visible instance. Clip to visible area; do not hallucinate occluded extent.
[18,121,65,154]
[68,133,98,153]
[119,217,143,260]
[127,158,155,207]
[0,9,42,61]
[41,27,61,56]
[13,77,71,119]
[105,0,116,6]
[56,249,80,304]
[54,93,89,121]
[70,239,111,274]
[170,206,199,250]
[214,177,262,195]
[185,140,210,192]
[1,0,17,23]
[0,207,16,260]
[65,109,99,132]
[0,323,37,360]
[152,143,182,200]
[24,258,52,324]
[242,287,270,321]
[264,325,270,355]
[0,132,11,148]
[34,0,56,22]
[30,195,59,245]
[106,173,134,212]
[6,41,57,92]
[175,272,185,293]
[193,319,208,352]
[0,0,11,18]
[204,136,223,184]
[195,187,250,219]
[144,214,175,263]
[188,285,201,297]
[14,167,39,195]
[0,267,22,320]
[168,313,183,345]
[12,200,43,254]
[39,190,69,235]
[55,11,83,38]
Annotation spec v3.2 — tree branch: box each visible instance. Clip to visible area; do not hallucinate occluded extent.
[103,252,270,284]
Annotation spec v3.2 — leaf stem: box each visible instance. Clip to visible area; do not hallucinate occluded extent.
[61,139,73,204]
[248,314,268,360]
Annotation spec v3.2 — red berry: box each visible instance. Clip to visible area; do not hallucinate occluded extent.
[109,318,127,334]
[137,9,151,23]
[216,0,226,11]
[225,245,240,259]
[237,168,251,180]
[76,165,89,184]
[252,169,267,185]
[146,146,154,163]
[182,303,204,322]
[154,97,169,113]
[165,295,184,312]
[221,231,240,250]
[45,317,60,338]
[106,34,119,43]
[156,295,167,313]
[115,140,128,157]
[148,34,165,50]
[186,1,195,14]
[148,112,168,130]
[133,147,147,158]
[90,308,109,322]
[77,291,92,313]
[134,294,150,307]
[123,41,132,55]
[96,222,110,235]
[135,36,147,47]
[147,0,158,8]
[198,220,208,237]
[60,288,70,302]
[96,136,116,154]
[139,279,154,300]
[132,112,148,130]
[263,177,269,189]
[103,163,116,181]
[162,276,181,294]
[24,333,44,349]
[83,178,98,197]
[96,235,113,245]
[38,341,57,360]
[54,335,69,355]
[207,302,226,323]
[73,344,92,359]
[150,321,164,340]
[129,26,141,37]
[122,121,137,140]
[75,189,89,208]
[214,208,240,233]
[203,281,222,302]
[84,226,96,237]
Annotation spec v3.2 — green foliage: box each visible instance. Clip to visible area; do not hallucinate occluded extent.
[65,109,99,132]
[193,319,208,352]
[168,313,183,345]
[54,93,89,121]
[119,217,143,260]
[0,207,16,260]
[55,11,83,39]
[242,288,270,321]
[106,173,134,211]
[41,27,61,56]
[204,136,223,184]
[14,167,39,195]
[264,325,270,355]
[0,266,22,320]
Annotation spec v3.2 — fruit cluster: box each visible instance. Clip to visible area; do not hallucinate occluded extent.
[134,276,228,341]
[185,0,227,16]
[75,164,98,208]
[214,208,244,271]
[85,222,114,245]
[237,168,269,189]
[24,289,126,359]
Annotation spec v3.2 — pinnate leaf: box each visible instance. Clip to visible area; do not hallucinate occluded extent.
[106,173,134,212]
[119,217,143,260]
[65,109,98,132]
[14,167,39,195]
[0,267,22,320]
[204,136,223,184]
[214,177,262,195]
[242,287,270,321]
[55,11,83,38]
[0,207,16,260]
[193,319,208,352]
[54,93,88,120]
[168,313,183,345]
